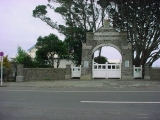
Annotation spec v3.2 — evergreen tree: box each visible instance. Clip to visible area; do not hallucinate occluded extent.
[33,0,108,65]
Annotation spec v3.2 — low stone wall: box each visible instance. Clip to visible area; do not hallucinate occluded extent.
[16,64,159,81]
[149,67,160,80]
[23,68,66,81]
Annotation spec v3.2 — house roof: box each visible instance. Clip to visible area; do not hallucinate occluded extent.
[27,45,35,52]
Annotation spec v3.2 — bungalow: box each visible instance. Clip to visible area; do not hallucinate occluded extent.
[27,45,74,68]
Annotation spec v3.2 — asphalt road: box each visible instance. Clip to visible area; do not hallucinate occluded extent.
[0,87,160,120]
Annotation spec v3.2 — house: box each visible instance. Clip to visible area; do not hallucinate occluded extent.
[27,45,74,68]
[27,45,37,58]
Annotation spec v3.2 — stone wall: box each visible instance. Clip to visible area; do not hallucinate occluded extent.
[16,64,24,82]
[23,68,66,81]
[149,68,160,80]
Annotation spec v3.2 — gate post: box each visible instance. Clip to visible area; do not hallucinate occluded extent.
[121,42,133,79]
[106,62,108,79]
[80,43,93,80]
[144,64,150,79]
[16,64,24,82]
[65,64,71,79]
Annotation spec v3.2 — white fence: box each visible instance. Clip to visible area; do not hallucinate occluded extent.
[133,65,142,78]
[71,66,81,78]
[71,64,143,79]
[92,62,121,79]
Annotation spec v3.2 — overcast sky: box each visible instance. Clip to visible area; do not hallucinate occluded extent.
[0,0,64,58]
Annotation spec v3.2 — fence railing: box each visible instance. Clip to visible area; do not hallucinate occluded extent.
[133,65,142,78]
[71,66,81,78]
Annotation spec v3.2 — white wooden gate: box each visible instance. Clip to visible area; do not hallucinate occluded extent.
[71,66,81,78]
[92,62,121,79]
[133,65,142,78]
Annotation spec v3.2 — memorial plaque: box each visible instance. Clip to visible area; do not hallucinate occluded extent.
[125,60,129,67]
[84,61,89,68]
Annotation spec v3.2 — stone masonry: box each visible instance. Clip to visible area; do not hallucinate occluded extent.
[16,64,24,82]
[80,20,133,80]
[23,68,66,81]
[16,64,69,81]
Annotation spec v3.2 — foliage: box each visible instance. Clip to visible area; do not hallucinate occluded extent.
[35,33,67,68]
[64,27,86,65]
[2,55,12,81]
[97,0,160,68]
[3,55,11,68]
[15,46,34,68]
[33,0,108,65]
[94,56,108,64]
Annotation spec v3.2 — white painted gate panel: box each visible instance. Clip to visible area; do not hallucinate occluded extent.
[133,65,142,78]
[92,64,107,78]
[107,64,121,78]
[71,66,81,78]
[93,63,121,79]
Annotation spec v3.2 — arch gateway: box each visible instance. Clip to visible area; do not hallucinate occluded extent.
[80,20,133,80]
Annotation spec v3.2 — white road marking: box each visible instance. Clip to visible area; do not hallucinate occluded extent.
[137,114,149,119]
[138,117,149,119]
[80,101,160,104]
[1,90,160,93]
[137,114,148,116]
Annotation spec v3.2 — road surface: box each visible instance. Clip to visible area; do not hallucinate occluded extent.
[0,87,160,120]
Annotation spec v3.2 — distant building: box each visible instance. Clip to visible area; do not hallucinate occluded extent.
[27,45,37,58]
[27,45,74,68]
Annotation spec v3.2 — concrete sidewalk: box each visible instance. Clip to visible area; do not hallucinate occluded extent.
[1,79,160,89]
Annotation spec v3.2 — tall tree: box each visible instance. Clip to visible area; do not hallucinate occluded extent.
[35,33,67,68]
[33,0,108,65]
[97,0,160,69]
[63,27,86,65]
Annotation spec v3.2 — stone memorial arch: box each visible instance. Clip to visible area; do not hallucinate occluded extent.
[80,20,133,80]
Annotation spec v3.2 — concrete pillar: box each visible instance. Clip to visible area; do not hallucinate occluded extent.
[121,43,133,79]
[144,64,150,79]
[80,43,92,80]
[16,64,24,82]
[65,64,71,79]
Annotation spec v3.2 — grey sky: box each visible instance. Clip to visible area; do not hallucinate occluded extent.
[0,0,63,58]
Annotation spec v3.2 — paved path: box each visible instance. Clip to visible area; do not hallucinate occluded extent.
[1,79,160,89]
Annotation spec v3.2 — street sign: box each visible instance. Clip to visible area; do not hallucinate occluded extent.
[0,52,4,86]
[0,52,4,56]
